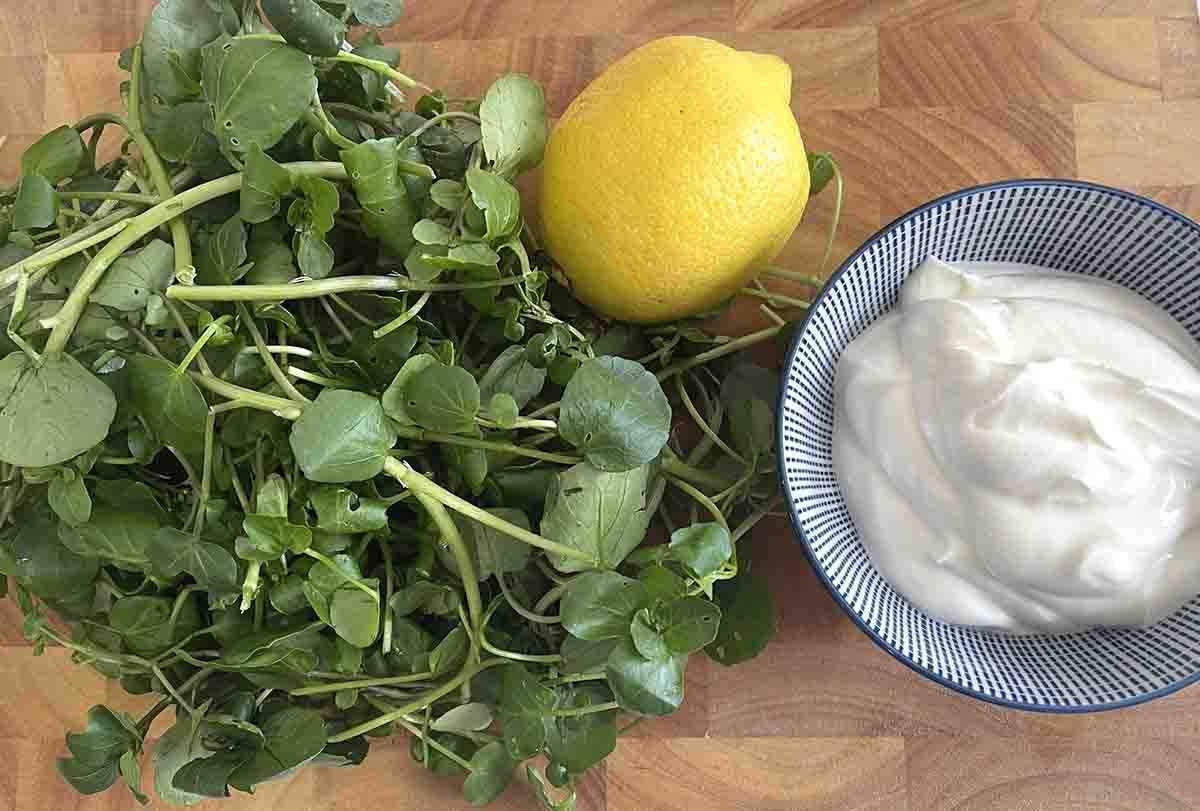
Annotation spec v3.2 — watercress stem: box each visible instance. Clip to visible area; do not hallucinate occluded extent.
[238,303,310,403]
[386,711,476,772]
[392,425,579,465]
[655,324,785,382]
[664,474,729,531]
[374,290,431,339]
[165,273,527,302]
[0,212,133,294]
[413,489,484,630]
[291,670,437,696]
[327,658,507,742]
[660,451,731,493]
[533,580,570,615]
[552,701,619,718]
[191,373,305,417]
[302,549,380,602]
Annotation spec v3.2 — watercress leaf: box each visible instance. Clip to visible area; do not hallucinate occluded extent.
[261,0,347,57]
[559,357,670,472]
[706,567,776,666]
[295,175,340,237]
[605,639,686,717]
[432,703,494,733]
[390,580,460,617]
[545,691,617,774]
[241,144,296,223]
[638,564,687,602]
[487,392,519,428]
[110,594,202,656]
[561,634,618,675]
[479,73,549,177]
[245,221,298,283]
[57,753,120,796]
[153,101,221,166]
[126,354,208,460]
[93,479,167,519]
[465,167,520,242]
[437,509,530,582]
[290,389,397,482]
[404,362,480,434]
[153,713,207,806]
[808,151,836,196]
[667,523,733,580]
[659,597,722,655]
[423,242,500,271]
[270,573,310,614]
[308,486,390,533]
[444,443,489,495]
[720,364,778,460]
[22,126,85,184]
[413,218,452,246]
[48,469,92,527]
[429,626,468,675]
[430,179,466,212]
[240,514,313,558]
[295,231,335,279]
[13,174,58,230]
[542,462,653,573]
[335,637,364,674]
[561,572,650,641]
[12,516,99,597]
[462,741,516,807]
[172,749,249,798]
[499,664,554,758]
[143,0,228,104]
[63,705,141,768]
[477,345,546,410]
[119,750,149,805]
[223,617,323,665]
[205,215,248,283]
[341,138,418,258]
[307,553,364,593]
[228,705,328,790]
[148,527,240,597]
[91,239,175,310]
[59,506,159,568]
[350,0,403,27]
[257,474,289,518]
[202,37,317,153]
[330,587,380,648]
[388,616,433,671]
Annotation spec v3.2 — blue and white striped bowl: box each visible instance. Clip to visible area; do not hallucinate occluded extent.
[778,179,1200,712]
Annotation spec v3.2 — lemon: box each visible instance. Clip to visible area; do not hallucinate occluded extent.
[540,36,811,323]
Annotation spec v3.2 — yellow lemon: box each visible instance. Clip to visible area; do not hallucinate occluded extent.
[540,36,811,323]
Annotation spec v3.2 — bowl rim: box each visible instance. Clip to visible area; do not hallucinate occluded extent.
[776,177,1200,714]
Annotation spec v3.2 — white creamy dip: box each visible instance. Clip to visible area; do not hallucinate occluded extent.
[833,257,1200,634]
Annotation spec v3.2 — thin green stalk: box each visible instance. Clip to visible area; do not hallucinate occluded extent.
[329,293,375,327]
[190,373,303,417]
[237,345,313,359]
[374,290,431,338]
[533,580,570,615]
[675,375,744,466]
[380,537,396,655]
[175,315,230,375]
[387,712,475,771]
[404,111,484,143]
[0,211,133,293]
[332,50,431,91]
[664,474,729,531]
[385,458,597,566]
[762,267,826,287]
[496,565,561,625]
[287,367,344,387]
[238,303,310,403]
[393,425,580,465]
[660,451,731,493]
[323,102,396,132]
[59,191,159,206]
[153,664,195,715]
[414,490,484,636]
[553,701,619,718]
[549,672,607,686]
[306,99,357,151]
[655,324,785,383]
[303,549,379,602]
[740,286,811,310]
[820,161,845,275]
[291,671,437,696]
[195,412,215,536]
[166,273,527,302]
[327,659,507,742]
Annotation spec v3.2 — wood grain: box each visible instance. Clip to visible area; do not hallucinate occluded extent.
[5,0,1200,809]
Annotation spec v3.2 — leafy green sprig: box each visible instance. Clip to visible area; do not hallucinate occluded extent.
[0,1,838,807]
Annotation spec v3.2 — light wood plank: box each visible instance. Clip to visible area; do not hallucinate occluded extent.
[1076,100,1200,186]
[1161,20,1200,100]
[0,57,47,135]
[880,20,1161,107]
[607,737,907,811]
[0,649,107,740]
[36,0,154,54]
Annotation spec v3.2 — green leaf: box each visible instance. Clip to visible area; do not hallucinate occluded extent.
[486,392,519,428]
[290,389,397,482]
[498,664,554,759]
[429,626,468,675]
[477,345,546,410]
[0,352,113,465]
[706,567,776,666]
[153,713,207,806]
[143,0,228,105]
[390,580,460,617]
[205,215,248,283]
[658,597,722,655]
[13,174,57,230]
[404,362,481,434]
[309,486,390,533]
[444,443,488,494]
[463,741,516,807]
[545,690,617,774]
[605,639,686,716]
[479,73,549,177]
[246,221,298,284]
[153,101,221,166]
[439,509,531,582]
[270,573,310,614]
[147,527,240,597]
[342,138,419,258]
[110,594,202,656]
[667,523,733,580]
[90,239,175,311]
[295,231,335,279]
[126,354,208,460]
[418,127,468,179]
[330,587,380,648]
[541,462,653,573]
[381,353,439,426]
[465,168,520,242]
[12,516,99,598]
[257,474,289,518]
[57,706,141,796]
[22,126,85,183]
[561,634,618,675]
[240,514,313,559]
[388,616,433,671]
[293,175,339,238]
[59,506,159,568]
[202,37,317,153]
[432,703,493,733]
[227,705,328,790]
[119,750,149,805]
[261,0,347,57]
[638,564,687,602]
[351,0,404,26]
[423,242,500,271]
[413,218,452,246]
[720,364,778,461]
[808,151,836,196]
[48,469,92,527]
[561,572,650,641]
[307,553,364,593]
[559,356,670,472]
[430,179,466,212]
[241,144,296,223]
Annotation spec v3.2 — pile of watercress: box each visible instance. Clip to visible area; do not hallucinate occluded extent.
[0,0,841,807]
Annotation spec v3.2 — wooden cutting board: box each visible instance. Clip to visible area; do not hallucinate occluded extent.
[2,1,1199,809]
